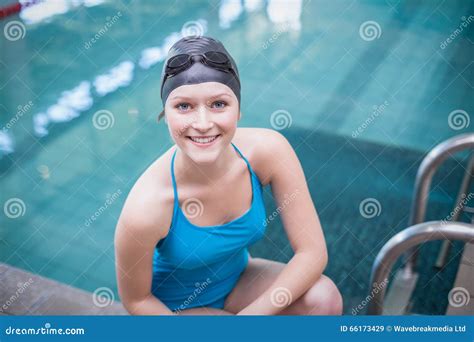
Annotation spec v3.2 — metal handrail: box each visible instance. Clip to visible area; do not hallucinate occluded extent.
[367,221,474,315]
[405,133,474,272]
[435,153,474,268]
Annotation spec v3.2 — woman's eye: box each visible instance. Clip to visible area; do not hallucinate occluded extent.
[211,101,226,109]
[176,103,191,111]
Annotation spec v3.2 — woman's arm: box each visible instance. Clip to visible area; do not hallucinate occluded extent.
[114,181,174,315]
[238,130,328,315]
[115,220,173,315]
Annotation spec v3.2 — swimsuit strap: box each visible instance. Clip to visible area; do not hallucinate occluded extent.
[170,149,179,208]
[230,142,254,175]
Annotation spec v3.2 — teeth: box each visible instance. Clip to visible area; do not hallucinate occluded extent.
[190,135,218,144]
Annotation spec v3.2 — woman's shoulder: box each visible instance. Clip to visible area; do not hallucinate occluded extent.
[117,147,175,242]
[233,127,292,186]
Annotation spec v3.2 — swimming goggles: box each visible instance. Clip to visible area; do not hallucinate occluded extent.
[163,51,240,84]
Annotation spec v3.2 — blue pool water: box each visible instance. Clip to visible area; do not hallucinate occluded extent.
[1,0,473,314]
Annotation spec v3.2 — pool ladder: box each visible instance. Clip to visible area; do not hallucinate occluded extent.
[367,133,474,315]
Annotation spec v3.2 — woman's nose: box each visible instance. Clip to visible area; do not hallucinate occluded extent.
[191,107,214,131]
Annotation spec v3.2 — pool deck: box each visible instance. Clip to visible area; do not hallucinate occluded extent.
[446,242,474,315]
[0,263,127,315]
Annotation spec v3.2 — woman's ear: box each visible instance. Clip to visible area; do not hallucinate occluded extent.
[238,111,242,121]
[157,110,167,124]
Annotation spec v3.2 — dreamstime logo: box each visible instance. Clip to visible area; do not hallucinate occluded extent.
[84,11,122,50]
[352,100,389,138]
[92,287,114,307]
[182,198,204,219]
[359,21,382,41]
[270,287,292,308]
[440,16,474,50]
[270,109,292,130]
[448,109,470,130]
[2,101,34,133]
[441,192,473,225]
[1,278,34,313]
[174,278,213,314]
[351,279,388,315]
[181,21,204,38]
[83,189,122,228]
[263,189,300,227]
[173,115,198,139]
[92,110,115,130]
[448,287,470,308]
[4,322,84,335]
[359,198,381,219]
[3,198,26,219]
[262,22,291,49]
[4,20,26,41]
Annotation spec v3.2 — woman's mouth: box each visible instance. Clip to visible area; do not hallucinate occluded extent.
[187,134,221,147]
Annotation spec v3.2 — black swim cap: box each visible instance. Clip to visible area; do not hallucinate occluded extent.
[160,36,241,106]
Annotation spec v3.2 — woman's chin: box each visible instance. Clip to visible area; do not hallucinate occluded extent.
[180,143,223,165]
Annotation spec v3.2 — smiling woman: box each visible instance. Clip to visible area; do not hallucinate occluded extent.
[114,36,342,316]
[165,83,240,165]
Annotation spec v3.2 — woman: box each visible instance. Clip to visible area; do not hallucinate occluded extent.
[115,36,342,315]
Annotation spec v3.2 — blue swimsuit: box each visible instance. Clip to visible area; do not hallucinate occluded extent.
[151,143,267,312]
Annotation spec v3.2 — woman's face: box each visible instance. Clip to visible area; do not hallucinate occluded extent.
[165,82,240,164]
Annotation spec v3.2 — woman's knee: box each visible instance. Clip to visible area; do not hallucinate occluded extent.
[300,275,343,315]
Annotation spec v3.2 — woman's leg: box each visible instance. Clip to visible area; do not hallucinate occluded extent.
[223,256,343,315]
